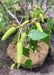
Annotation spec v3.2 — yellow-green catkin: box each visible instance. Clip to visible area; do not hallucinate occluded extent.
[17,42,23,68]
[40,13,44,22]
[20,20,29,27]
[35,22,43,32]
[2,27,16,41]
[11,63,15,70]
[21,32,26,44]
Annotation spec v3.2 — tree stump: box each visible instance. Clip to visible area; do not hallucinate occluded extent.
[7,41,49,68]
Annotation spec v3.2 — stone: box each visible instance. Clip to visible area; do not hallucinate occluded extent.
[7,41,49,68]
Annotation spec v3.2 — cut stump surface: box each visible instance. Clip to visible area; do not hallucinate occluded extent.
[7,41,49,68]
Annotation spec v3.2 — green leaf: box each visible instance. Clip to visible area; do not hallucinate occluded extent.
[5,16,9,20]
[47,17,54,30]
[18,0,22,3]
[49,0,52,2]
[28,0,33,4]
[19,15,29,18]
[0,17,3,22]
[30,39,37,52]
[30,7,42,18]
[23,59,32,69]
[36,0,39,2]
[28,30,47,40]
[0,13,3,17]
[30,23,37,30]
[43,29,51,35]
[2,29,6,33]
[49,5,52,9]
[41,36,50,46]
[41,30,51,46]
[52,6,54,12]
[52,8,54,12]
[23,47,30,57]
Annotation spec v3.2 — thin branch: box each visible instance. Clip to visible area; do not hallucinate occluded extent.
[40,0,44,7]
[50,38,54,42]
[25,0,28,20]
[43,0,52,15]
[43,6,49,14]
[21,0,24,7]
[46,0,49,6]
[22,18,40,28]
[6,10,20,25]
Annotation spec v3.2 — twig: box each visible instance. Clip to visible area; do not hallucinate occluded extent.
[25,0,28,20]
[50,38,54,42]
[22,18,40,28]
[6,10,20,25]
[46,0,49,6]
[21,0,24,7]
[43,6,49,14]
[40,0,44,7]
[43,1,52,15]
